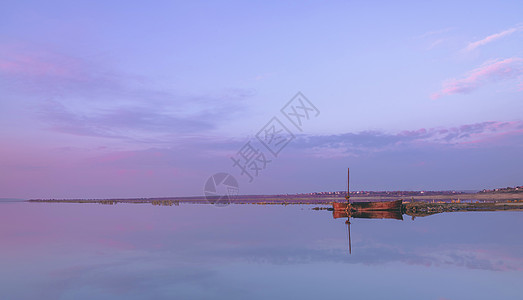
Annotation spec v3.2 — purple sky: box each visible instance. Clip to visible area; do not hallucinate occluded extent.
[1,1,522,198]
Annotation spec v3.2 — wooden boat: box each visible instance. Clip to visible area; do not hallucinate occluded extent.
[352,199,403,211]
[333,168,402,212]
[333,199,403,212]
[333,202,351,211]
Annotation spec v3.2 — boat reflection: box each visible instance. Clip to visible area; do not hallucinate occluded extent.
[333,209,404,254]
[333,210,403,220]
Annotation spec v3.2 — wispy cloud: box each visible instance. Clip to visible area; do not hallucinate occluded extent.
[0,44,255,142]
[0,43,90,79]
[426,38,445,50]
[431,57,523,99]
[39,100,213,141]
[0,52,77,78]
[0,43,256,106]
[38,89,253,143]
[463,26,521,52]
[415,27,454,39]
[291,121,523,158]
[414,28,453,51]
[0,43,120,97]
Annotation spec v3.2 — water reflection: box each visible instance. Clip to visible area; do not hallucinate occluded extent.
[1,202,522,300]
[332,209,404,254]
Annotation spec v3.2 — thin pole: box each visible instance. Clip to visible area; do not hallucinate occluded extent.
[345,168,350,201]
[346,219,351,254]
[348,167,350,195]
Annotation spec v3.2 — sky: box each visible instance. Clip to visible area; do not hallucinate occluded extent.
[1,0,522,199]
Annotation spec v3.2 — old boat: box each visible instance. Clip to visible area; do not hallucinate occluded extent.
[333,168,402,212]
[334,199,403,212]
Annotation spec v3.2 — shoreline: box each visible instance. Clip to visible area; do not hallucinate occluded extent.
[26,192,523,215]
[27,191,523,205]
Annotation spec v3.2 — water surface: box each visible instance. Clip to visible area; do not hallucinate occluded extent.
[1,202,522,299]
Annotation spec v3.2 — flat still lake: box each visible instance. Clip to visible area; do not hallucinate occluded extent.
[1,202,522,299]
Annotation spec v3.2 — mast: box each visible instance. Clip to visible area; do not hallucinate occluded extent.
[345,168,350,200]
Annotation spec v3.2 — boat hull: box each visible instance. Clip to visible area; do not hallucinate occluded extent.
[333,199,403,212]
[332,202,351,211]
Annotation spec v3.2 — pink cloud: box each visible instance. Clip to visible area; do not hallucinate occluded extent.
[431,57,523,99]
[464,27,520,52]
[0,54,73,77]
[0,45,83,79]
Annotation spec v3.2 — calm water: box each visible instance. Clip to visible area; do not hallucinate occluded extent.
[1,202,522,300]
